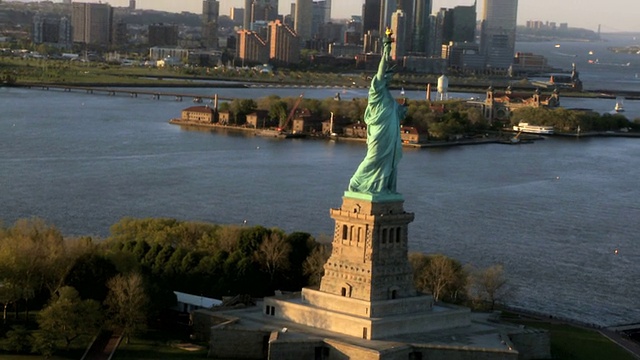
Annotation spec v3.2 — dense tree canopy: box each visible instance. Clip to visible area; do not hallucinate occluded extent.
[511,107,637,133]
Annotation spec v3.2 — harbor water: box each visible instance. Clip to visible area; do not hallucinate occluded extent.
[1,85,639,328]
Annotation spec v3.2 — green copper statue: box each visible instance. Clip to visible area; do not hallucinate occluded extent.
[348,29,407,196]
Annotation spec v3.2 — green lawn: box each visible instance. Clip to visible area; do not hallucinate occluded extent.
[113,329,208,360]
[0,352,85,360]
[504,316,636,360]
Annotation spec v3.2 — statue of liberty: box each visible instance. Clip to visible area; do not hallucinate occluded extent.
[347,29,407,197]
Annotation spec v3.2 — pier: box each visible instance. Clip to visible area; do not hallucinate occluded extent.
[18,83,233,103]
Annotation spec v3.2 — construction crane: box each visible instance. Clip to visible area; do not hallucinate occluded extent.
[278,93,304,134]
[510,130,522,144]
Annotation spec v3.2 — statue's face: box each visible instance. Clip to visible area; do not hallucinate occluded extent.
[384,70,394,83]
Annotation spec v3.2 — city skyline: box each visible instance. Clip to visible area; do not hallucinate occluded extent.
[8,0,639,32]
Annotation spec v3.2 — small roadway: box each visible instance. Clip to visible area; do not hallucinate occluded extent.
[600,328,640,359]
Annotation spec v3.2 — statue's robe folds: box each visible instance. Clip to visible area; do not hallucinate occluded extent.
[348,60,405,195]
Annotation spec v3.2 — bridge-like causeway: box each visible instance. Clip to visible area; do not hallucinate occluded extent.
[19,83,234,103]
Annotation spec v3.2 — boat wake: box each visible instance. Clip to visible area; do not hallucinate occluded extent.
[552,51,577,57]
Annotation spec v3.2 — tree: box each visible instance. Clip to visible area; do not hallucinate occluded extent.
[0,218,68,319]
[230,98,257,125]
[105,273,149,344]
[31,329,58,358]
[268,99,288,126]
[212,225,244,253]
[284,232,316,288]
[64,253,118,302]
[302,242,331,286]
[37,286,103,351]
[467,264,510,310]
[425,254,461,302]
[47,237,95,294]
[237,226,270,255]
[3,326,31,353]
[0,282,20,324]
[255,232,291,283]
[409,253,466,302]
[151,245,175,275]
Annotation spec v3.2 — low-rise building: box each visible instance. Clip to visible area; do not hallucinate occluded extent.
[400,126,428,144]
[149,46,188,62]
[292,109,321,134]
[322,115,351,135]
[479,87,560,122]
[173,291,221,314]
[181,105,215,123]
[218,110,231,125]
[344,122,367,138]
[245,110,272,128]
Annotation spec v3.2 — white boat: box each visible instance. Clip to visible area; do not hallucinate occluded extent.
[513,122,554,135]
[614,97,625,113]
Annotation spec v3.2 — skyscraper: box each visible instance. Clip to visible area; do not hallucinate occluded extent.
[202,0,220,49]
[71,2,113,45]
[450,3,476,43]
[148,23,179,47]
[324,0,332,23]
[237,29,269,64]
[362,0,381,36]
[59,17,72,46]
[480,0,517,70]
[294,0,312,43]
[244,0,279,30]
[378,0,395,35]
[268,19,300,65]
[396,0,414,50]
[230,7,245,26]
[243,0,251,29]
[33,15,60,44]
[412,0,431,53]
[390,9,406,60]
[311,0,330,38]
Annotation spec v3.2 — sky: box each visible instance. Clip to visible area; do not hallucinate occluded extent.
[16,0,640,32]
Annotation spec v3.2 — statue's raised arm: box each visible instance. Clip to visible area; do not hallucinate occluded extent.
[375,29,393,82]
[347,29,407,199]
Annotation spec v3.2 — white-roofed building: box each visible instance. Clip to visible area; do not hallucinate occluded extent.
[173,291,222,313]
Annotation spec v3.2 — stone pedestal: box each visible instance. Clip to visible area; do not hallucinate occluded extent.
[264,194,470,340]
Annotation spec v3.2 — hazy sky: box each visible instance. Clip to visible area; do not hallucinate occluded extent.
[35,0,640,32]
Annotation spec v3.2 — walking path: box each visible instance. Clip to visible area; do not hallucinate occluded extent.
[82,329,123,360]
[600,329,640,359]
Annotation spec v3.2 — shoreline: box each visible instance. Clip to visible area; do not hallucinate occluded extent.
[169,119,640,147]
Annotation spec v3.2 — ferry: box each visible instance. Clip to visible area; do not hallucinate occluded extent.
[513,122,554,135]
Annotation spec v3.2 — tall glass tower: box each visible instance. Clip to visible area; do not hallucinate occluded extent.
[412,0,432,54]
[202,0,220,49]
[480,0,518,70]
